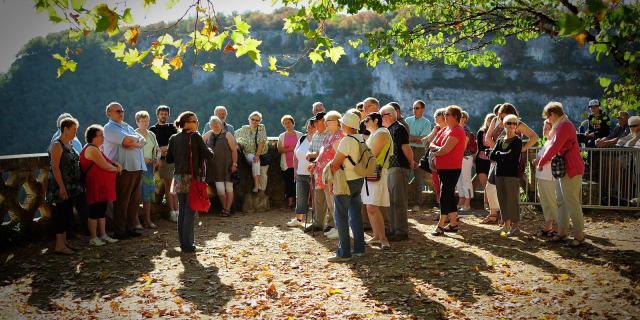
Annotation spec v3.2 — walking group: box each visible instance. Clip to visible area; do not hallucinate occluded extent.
[47,97,623,260]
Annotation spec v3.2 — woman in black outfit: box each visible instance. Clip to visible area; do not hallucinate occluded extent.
[488,114,522,237]
[474,113,496,214]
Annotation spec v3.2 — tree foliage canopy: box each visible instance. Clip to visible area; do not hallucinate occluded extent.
[33,0,639,110]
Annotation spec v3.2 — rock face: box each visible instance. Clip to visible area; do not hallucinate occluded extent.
[194,33,612,129]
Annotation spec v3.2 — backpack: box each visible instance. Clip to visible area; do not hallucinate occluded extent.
[467,131,478,155]
[345,135,377,177]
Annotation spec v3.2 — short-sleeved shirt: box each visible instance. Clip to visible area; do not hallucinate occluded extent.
[337,134,364,181]
[309,131,328,154]
[607,124,630,140]
[149,123,178,147]
[387,121,410,168]
[135,129,160,161]
[295,136,312,175]
[405,116,432,148]
[235,124,267,155]
[434,125,466,170]
[103,120,146,172]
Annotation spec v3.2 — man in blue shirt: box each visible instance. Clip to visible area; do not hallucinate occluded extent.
[405,100,432,211]
[103,102,147,240]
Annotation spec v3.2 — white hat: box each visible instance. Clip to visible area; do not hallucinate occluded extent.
[629,116,640,126]
[341,112,360,130]
[588,99,600,107]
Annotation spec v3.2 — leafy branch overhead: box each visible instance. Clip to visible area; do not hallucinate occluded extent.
[34,0,639,110]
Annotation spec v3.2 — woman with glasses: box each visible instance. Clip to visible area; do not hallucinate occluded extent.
[166,112,214,253]
[315,111,345,239]
[235,111,269,193]
[489,114,523,237]
[537,102,585,246]
[430,106,466,236]
[277,115,302,210]
[203,116,238,217]
[422,108,447,212]
[362,112,392,249]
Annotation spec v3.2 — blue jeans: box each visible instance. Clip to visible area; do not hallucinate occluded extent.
[295,175,311,215]
[333,178,365,258]
[177,193,196,250]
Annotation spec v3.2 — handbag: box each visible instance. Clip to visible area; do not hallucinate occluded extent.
[488,162,497,184]
[188,134,211,212]
[254,127,272,165]
[419,149,436,173]
[551,155,566,178]
[365,142,391,182]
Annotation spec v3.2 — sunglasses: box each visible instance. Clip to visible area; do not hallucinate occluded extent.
[444,113,450,116]
[505,122,518,126]
[113,109,124,113]
[413,107,423,110]
[630,124,639,128]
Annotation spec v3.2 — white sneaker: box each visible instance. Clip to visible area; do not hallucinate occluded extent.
[323,227,334,236]
[100,235,118,244]
[89,238,105,246]
[286,218,303,227]
[170,211,178,222]
[325,228,339,239]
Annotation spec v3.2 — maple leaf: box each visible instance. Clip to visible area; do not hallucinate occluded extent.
[169,56,182,70]
[126,26,139,46]
[266,283,278,298]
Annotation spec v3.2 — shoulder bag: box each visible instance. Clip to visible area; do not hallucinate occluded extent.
[188,134,211,212]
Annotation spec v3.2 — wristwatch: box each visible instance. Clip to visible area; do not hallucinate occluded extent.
[232,163,238,167]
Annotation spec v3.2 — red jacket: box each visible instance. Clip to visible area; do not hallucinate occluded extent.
[539,119,585,178]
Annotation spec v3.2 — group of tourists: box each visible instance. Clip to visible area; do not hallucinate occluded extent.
[47,97,630,259]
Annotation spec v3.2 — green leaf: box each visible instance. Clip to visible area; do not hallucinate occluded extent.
[234,16,251,35]
[599,77,611,88]
[235,37,262,58]
[68,29,82,41]
[166,0,180,9]
[559,14,584,36]
[210,32,227,50]
[66,60,77,72]
[143,0,157,7]
[52,53,65,62]
[309,51,324,64]
[202,63,216,72]
[122,8,133,24]
[158,34,174,45]
[109,42,126,58]
[268,56,277,71]
[122,48,141,67]
[325,46,345,63]
[231,31,245,44]
[247,50,262,67]
[151,63,171,80]
[586,0,606,15]
[277,70,289,76]
[71,0,84,11]
[348,39,362,48]
[47,6,63,23]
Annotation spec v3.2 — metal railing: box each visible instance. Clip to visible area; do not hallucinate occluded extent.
[521,146,640,211]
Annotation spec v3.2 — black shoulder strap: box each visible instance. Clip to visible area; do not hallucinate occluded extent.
[346,135,363,166]
[298,134,307,146]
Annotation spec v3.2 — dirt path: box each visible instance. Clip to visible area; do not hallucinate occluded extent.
[1,208,639,319]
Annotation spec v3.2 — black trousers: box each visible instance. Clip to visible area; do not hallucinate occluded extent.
[438,169,461,215]
[281,168,296,199]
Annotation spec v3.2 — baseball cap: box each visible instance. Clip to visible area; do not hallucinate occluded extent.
[588,99,600,107]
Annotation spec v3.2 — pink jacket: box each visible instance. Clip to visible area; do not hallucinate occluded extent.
[539,119,585,178]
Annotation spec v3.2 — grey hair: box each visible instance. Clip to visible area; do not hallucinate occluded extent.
[56,113,72,128]
[209,115,222,127]
[312,102,325,114]
[135,110,150,122]
[105,102,121,114]
[248,111,262,121]
[380,104,397,121]
[214,106,228,114]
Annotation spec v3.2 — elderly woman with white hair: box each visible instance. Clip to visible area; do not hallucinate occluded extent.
[135,110,161,229]
[537,102,585,247]
[204,116,239,216]
[235,111,269,193]
[489,114,523,237]
[617,116,640,147]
